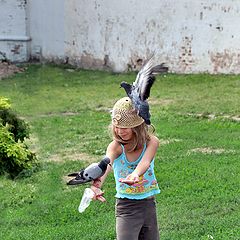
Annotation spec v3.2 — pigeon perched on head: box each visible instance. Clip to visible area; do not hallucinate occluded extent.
[121,55,168,125]
[67,157,110,185]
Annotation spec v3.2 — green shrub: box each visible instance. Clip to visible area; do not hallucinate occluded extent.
[0,97,11,109]
[0,97,37,178]
[0,97,29,142]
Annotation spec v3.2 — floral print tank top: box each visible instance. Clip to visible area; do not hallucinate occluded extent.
[113,144,160,199]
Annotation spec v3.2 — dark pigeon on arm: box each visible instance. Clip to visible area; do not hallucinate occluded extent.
[121,55,168,125]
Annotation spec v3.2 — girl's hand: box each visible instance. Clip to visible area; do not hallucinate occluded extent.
[90,185,106,202]
[119,172,139,185]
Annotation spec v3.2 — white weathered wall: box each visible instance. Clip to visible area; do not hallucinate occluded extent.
[62,0,240,73]
[0,0,30,62]
[28,0,65,60]
[2,0,240,73]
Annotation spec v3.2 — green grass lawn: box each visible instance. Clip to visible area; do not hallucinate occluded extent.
[0,64,239,240]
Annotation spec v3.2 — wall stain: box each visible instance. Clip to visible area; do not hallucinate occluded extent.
[210,50,234,73]
[78,52,112,70]
[216,25,223,32]
[127,53,145,72]
[179,36,194,72]
[17,0,27,9]
[11,44,22,54]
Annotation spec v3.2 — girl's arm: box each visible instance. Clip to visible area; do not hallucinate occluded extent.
[91,140,122,201]
[120,135,159,185]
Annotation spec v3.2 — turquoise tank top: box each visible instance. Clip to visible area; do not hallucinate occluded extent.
[113,144,160,199]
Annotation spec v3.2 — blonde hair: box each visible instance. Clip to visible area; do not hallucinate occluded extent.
[109,122,152,152]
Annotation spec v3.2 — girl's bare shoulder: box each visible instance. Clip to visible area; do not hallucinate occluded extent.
[107,140,123,159]
[148,135,160,147]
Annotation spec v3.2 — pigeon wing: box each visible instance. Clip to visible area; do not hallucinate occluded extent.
[133,56,168,101]
[140,63,168,100]
[133,56,154,93]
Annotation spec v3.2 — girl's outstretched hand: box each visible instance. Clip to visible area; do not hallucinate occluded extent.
[91,178,106,202]
[91,185,106,202]
[119,172,139,185]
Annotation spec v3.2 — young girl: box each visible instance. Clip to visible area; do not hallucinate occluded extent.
[91,97,160,240]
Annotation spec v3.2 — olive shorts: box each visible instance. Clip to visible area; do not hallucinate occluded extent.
[115,197,160,240]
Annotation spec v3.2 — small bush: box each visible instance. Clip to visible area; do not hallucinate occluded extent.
[0,97,11,109]
[0,97,37,178]
[0,97,29,142]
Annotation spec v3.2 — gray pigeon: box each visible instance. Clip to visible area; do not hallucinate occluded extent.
[67,157,110,185]
[121,55,168,125]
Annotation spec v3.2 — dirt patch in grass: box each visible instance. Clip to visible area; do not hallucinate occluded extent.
[149,98,175,106]
[0,62,25,79]
[24,134,40,154]
[47,151,97,163]
[224,115,240,122]
[188,147,235,155]
[187,113,240,122]
[159,138,182,145]
[36,112,79,118]
[96,105,111,113]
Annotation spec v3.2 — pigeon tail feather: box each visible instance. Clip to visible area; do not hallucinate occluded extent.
[68,172,80,177]
[151,63,168,74]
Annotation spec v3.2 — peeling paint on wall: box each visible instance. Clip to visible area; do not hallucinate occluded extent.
[0,0,30,61]
[210,50,240,73]
[17,0,27,9]
[79,52,111,70]
[2,0,240,73]
[179,36,194,72]
[61,0,240,73]
[11,44,22,54]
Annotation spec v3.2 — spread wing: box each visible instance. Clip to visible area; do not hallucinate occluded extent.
[133,55,168,101]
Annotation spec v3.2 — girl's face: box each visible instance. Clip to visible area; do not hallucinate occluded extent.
[114,127,133,141]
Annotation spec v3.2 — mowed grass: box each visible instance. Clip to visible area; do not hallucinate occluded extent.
[0,64,239,240]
